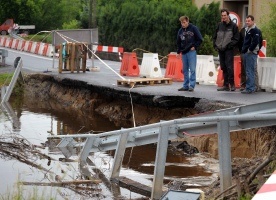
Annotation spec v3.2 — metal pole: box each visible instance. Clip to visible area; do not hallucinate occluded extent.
[79,137,95,165]
[151,125,170,200]
[217,117,232,193]
[52,31,56,68]
[110,131,129,179]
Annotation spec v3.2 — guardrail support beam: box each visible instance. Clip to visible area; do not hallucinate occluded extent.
[151,125,170,200]
[217,117,232,194]
[110,132,129,179]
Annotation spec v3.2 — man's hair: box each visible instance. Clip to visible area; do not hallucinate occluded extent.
[246,15,254,21]
[179,16,189,22]
[221,8,229,15]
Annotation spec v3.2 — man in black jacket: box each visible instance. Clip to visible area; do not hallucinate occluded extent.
[213,8,240,91]
[241,15,260,94]
[239,24,263,92]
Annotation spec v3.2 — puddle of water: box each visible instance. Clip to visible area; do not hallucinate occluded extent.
[0,96,215,199]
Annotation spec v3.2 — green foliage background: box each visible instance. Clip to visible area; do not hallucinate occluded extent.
[96,0,220,56]
[260,2,276,57]
[0,1,275,57]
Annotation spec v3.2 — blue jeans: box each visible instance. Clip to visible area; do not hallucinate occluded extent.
[243,52,257,92]
[182,50,197,89]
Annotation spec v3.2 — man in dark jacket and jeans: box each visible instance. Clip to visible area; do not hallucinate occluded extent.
[177,16,203,92]
[241,15,260,94]
[213,8,240,91]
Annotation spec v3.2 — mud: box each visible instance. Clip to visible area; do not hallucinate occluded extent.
[21,73,276,199]
[22,73,274,159]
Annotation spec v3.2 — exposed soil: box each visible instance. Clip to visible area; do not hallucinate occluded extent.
[10,73,276,199]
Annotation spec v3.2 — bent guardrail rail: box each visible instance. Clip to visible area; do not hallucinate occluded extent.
[48,100,276,199]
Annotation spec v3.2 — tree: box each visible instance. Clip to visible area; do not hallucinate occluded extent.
[260,2,276,57]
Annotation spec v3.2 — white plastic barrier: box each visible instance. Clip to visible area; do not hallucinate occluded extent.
[258,57,276,92]
[140,53,162,78]
[196,55,217,85]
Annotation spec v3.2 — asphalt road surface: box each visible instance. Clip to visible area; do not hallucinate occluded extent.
[1,47,276,106]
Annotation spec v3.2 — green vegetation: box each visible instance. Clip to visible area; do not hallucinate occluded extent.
[0,73,24,97]
[239,194,253,200]
[260,2,276,57]
[97,0,220,56]
[0,0,221,56]
[1,1,275,56]
[0,73,13,87]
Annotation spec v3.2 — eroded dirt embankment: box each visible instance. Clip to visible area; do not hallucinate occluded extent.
[23,73,275,159]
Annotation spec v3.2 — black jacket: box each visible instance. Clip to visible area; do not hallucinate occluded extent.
[241,25,260,54]
[239,26,263,53]
[213,19,240,52]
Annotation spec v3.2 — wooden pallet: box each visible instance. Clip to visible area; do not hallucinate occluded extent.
[117,77,173,87]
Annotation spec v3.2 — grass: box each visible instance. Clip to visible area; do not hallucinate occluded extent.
[24,33,52,44]
[0,73,24,97]
[0,73,13,87]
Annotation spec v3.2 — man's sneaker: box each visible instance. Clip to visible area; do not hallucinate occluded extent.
[188,88,194,92]
[241,90,255,94]
[230,85,236,91]
[240,87,245,91]
[178,87,189,91]
[217,86,230,91]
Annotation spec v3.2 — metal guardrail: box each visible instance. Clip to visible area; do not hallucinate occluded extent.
[48,100,276,199]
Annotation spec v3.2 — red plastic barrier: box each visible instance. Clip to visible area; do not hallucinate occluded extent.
[120,52,140,76]
[164,53,184,82]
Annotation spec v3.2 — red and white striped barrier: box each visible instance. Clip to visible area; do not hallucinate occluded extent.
[0,36,124,59]
[93,45,124,53]
[258,40,267,57]
[252,170,276,200]
[4,38,12,48]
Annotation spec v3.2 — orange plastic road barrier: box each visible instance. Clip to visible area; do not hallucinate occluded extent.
[234,56,241,88]
[120,52,140,76]
[164,53,183,82]
[216,66,224,87]
[216,56,241,88]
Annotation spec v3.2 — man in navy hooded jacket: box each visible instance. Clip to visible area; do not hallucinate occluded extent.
[177,16,203,92]
[241,15,260,94]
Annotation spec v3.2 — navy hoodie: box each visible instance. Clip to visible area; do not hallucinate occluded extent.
[177,23,203,54]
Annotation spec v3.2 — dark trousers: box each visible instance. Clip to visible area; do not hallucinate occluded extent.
[219,49,234,87]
